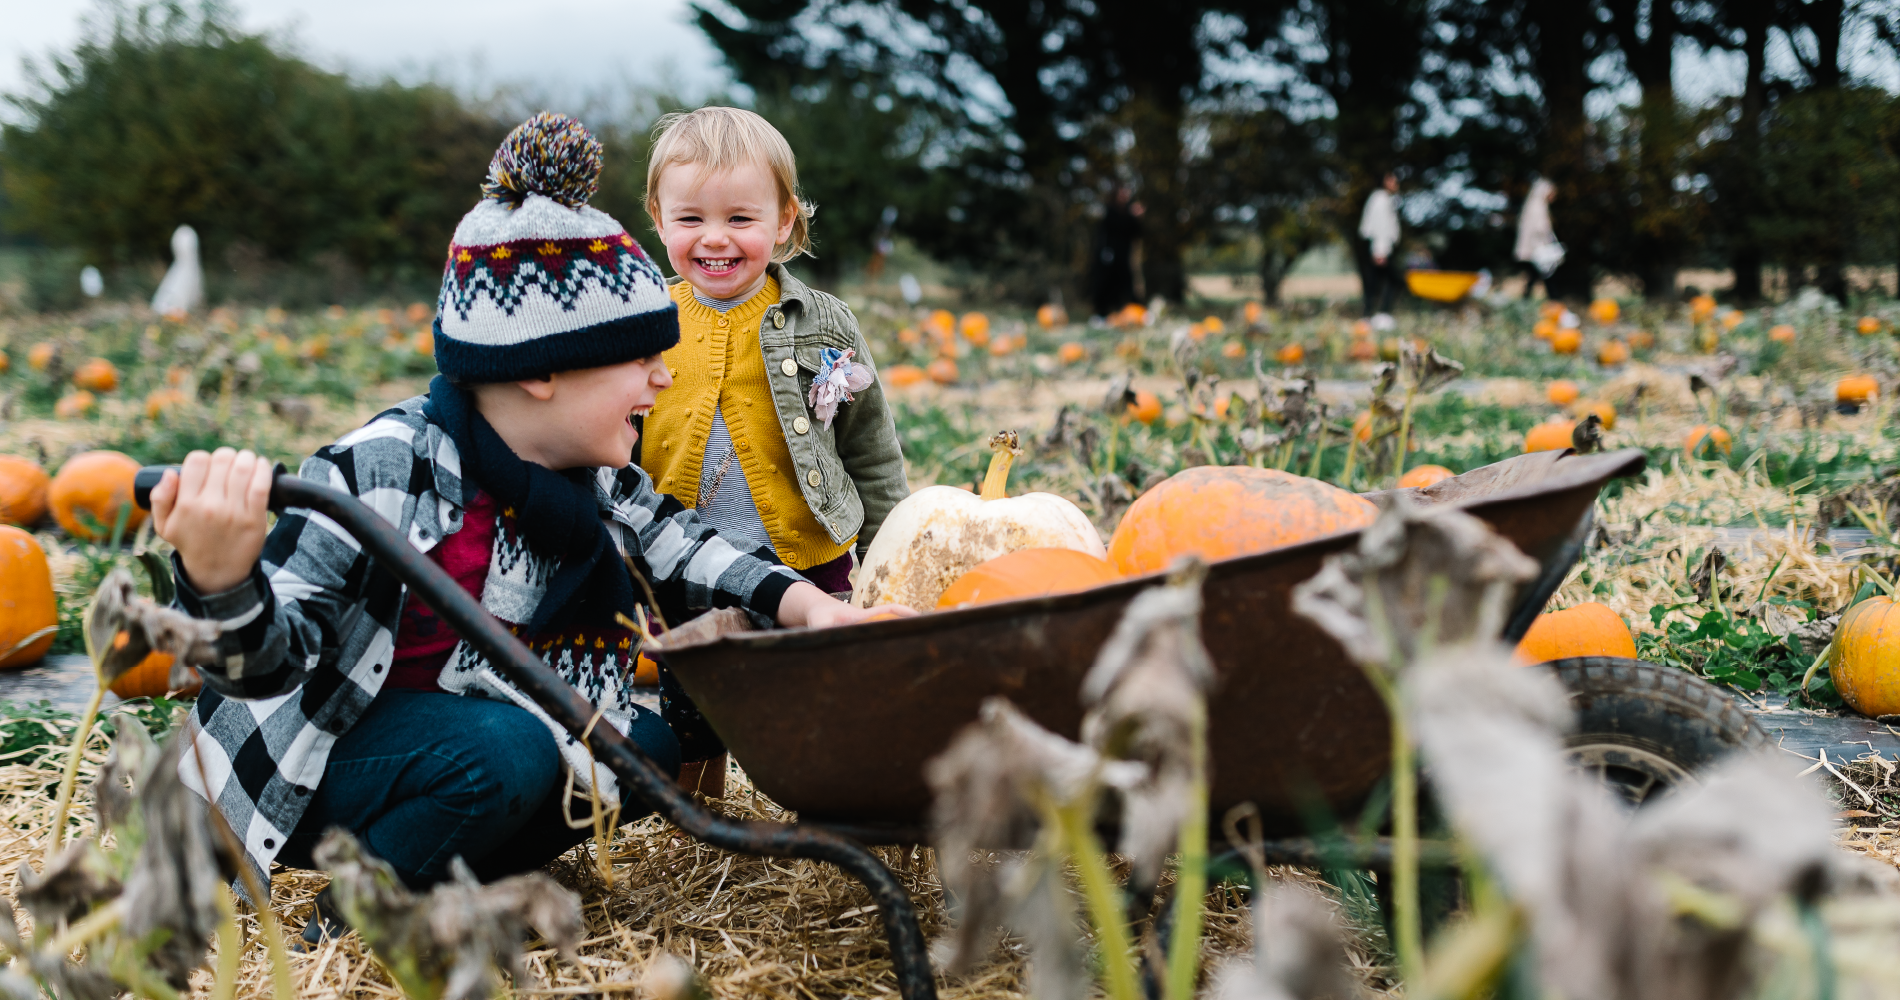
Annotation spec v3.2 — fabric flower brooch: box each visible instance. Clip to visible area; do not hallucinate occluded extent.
[807,347,875,429]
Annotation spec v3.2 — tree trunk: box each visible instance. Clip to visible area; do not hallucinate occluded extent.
[1729,0,1769,302]
[1530,0,1595,301]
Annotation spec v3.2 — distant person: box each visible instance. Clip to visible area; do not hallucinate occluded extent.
[641,106,911,796]
[1091,187,1144,319]
[1358,173,1402,328]
[1514,178,1563,299]
[149,114,910,943]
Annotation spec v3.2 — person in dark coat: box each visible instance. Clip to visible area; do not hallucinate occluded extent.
[1091,187,1144,319]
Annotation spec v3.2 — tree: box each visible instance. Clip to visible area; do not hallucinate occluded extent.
[0,2,502,292]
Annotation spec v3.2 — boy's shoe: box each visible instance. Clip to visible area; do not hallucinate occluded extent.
[292,887,348,952]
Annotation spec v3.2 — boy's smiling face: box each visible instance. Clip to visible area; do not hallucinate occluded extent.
[477,355,674,471]
[654,160,795,301]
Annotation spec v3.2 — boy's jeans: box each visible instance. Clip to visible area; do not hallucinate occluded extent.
[273,688,680,888]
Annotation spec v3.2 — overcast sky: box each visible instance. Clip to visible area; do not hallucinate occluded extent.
[3,0,732,113]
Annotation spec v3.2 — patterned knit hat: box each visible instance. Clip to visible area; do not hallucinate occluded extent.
[434,113,677,382]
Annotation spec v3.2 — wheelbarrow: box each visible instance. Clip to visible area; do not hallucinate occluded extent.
[648,445,1763,842]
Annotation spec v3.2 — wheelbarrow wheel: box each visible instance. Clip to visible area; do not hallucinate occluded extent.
[1542,657,1770,808]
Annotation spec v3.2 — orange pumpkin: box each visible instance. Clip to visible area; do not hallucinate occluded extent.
[1829,597,1900,716]
[1857,316,1882,336]
[897,327,922,347]
[1244,302,1264,325]
[1769,324,1796,344]
[72,358,119,393]
[1837,374,1879,404]
[927,357,960,385]
[54,392,96,419]
[413,329,434,355]
[1570,399,1616,430]
[1596,340,1630,366]
[1690,294,1717,322]
[1276,343,1305,365]
[1036,304,1067,329]
[1514,602,1636,664]
[1107,467,1379,576]
[0,526,56,669]
[1684,425,1733,458]
[1221,341,1246,359]
[886,364,927,388]
[49,450,146,541]
[1348,338,1378,361]
[633,652,659,686]
[1545,379,1580,405]
[0,353,7,375]
[959,312,991,347]
[1126,390,1162,425]
[1626,329,1655,350]
[1202,316,1225,335]
[1351,319,1373,339]
[143,388,189,420]
[26,343,56,372]
[1187,323,1209,342]
[1524,420,1576,453]
[1352,411,1375,443]
[0,456,50,527]
[1532,319,1557,341]
[937,548,1121,609]
[108,651,202,700]
[1057,342,1088,364]
[1538,301,1565,321]
[926,309,956,338]
[406,302,432,324]
[1398,464,1455,489]
[1587,298,1619,324]
[987,334,1020,356]
[1549,328,1583,354]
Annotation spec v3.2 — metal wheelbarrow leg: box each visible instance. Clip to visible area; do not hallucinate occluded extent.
[135,468,939,1000]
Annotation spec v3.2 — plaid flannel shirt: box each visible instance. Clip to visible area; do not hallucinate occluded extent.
[174,397,801,886]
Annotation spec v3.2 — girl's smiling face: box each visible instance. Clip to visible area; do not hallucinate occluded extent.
[653,160,795,301]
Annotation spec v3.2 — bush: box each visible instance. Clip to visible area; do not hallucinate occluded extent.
[0,2,505,300]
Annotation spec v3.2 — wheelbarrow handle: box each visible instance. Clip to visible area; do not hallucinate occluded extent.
[133,466,939,1000]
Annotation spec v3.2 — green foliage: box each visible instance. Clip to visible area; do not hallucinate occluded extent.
[0,2,504,299]
[1751,88,1900,293]
[0,698,185,766]
[1637,598,1831,702]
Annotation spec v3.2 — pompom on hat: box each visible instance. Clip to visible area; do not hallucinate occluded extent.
[434,112,677,383]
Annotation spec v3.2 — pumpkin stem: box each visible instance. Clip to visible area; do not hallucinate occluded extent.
[980,430,1022,501]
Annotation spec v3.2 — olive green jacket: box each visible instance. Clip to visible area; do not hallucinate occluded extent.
[652,263,909,561]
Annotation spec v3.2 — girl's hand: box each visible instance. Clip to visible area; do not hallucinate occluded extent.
[150,448,275,594]
[775,581,917,628]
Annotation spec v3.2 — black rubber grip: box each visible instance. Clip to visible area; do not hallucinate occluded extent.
[133,463,290,512]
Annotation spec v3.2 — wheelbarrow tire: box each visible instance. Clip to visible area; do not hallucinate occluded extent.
[1541,656,1770,807]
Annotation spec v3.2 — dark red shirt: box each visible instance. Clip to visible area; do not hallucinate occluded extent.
[386,490,498,691]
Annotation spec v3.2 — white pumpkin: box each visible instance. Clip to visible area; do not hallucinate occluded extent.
[853,432,1106,609]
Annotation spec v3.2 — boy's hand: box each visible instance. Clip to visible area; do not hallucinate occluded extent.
[150,448,275,595]
[775,581,917,629]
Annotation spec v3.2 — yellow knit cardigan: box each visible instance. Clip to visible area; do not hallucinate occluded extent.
[640,278,850,570]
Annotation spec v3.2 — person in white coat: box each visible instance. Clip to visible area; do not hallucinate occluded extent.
[1514,178,1561,299]
[1358,172,1402,325]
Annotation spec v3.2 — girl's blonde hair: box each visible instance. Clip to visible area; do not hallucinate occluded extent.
[645,106,816,263]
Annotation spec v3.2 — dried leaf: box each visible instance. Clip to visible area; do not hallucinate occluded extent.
[924,699,1104,972]
[120,737,244,986]
[1211,883,1359,1000]
[315,827,586,1000]
[1080,559,1215,888]
[1400,342,1464,394]
[1292,498,1539,671]
[1103,372,1137,416]
[1688,547,1729,602]
[84,570,221,688]
[17,840,120,930]
[92,714,158,832]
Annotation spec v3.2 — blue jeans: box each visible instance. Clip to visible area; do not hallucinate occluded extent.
[274,689,680,888]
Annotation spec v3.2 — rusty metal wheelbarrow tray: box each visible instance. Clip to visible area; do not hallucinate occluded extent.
[654,448,1647,839]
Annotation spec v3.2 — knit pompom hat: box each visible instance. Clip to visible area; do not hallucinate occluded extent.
[434,112,677,382]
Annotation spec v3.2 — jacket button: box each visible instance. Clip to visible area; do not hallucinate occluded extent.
[807,470,822,487]
[780,358,798,377]
[773,311,786,329]
[792,416,810,434]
